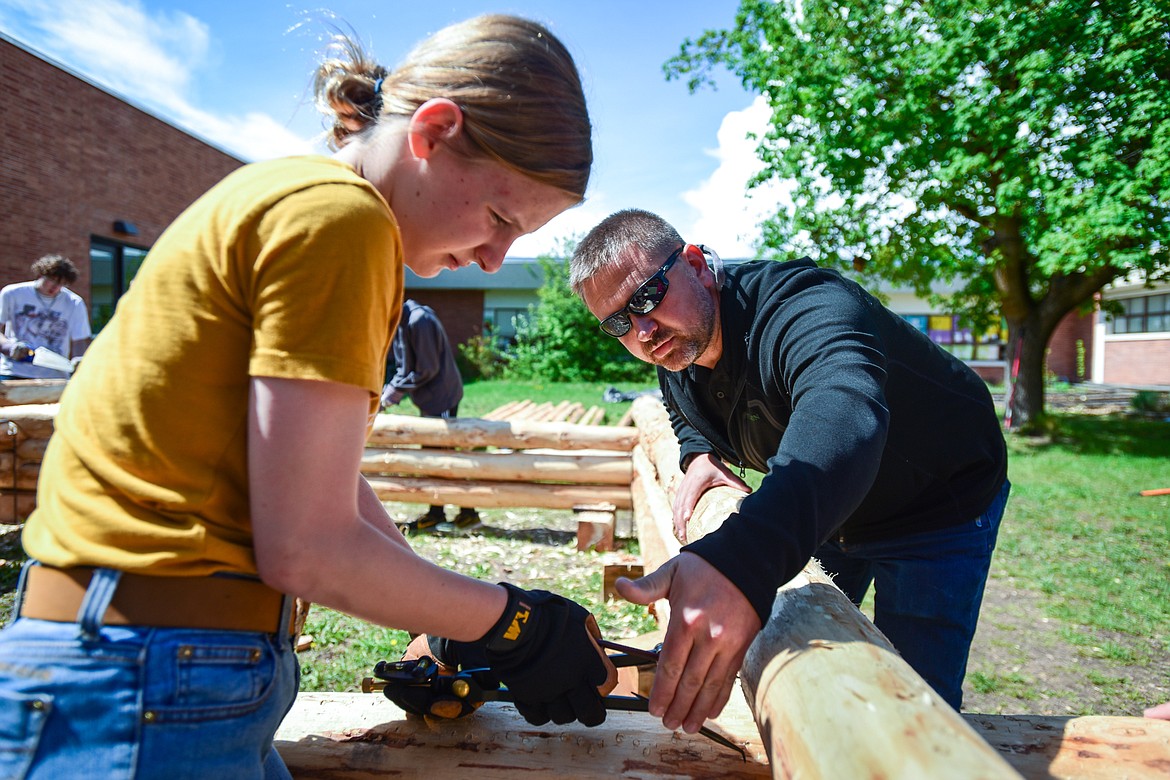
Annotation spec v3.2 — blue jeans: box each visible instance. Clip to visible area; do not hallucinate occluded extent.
[0,566,299,779]
[814,480,1010,710]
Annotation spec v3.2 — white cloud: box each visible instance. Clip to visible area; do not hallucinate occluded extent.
[508,194,612,258]
[3,0,313,160]
[680,96,794,259]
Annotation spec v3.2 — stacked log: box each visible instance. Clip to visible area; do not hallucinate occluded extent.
[0,404,637,522]
[484,399,608,425]
[363,413,635,511]
[0,404,57,523]
[0,379,67,407]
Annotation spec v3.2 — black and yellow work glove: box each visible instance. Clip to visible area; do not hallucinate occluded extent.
[481,583,610,727]
[427,636,498,686]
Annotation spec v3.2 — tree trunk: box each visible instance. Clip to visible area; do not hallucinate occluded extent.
[1004,315,1052,431]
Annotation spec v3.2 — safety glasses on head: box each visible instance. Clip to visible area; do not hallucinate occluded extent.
[599,245,684,337]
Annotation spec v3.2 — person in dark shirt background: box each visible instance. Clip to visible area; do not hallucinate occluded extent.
[570,208,1009,733]
[382,299,481,534]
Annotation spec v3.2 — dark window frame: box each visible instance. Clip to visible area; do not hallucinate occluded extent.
[1108,292,1170,335]
[90,236,149,333]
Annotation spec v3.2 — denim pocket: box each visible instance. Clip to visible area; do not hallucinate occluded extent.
[0,689,52,780]
[146,634,278,724]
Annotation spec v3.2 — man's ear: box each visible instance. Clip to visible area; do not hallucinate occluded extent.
[407,98,464,160]
[682,244,716,286]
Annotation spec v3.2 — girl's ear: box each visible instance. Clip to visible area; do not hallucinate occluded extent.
[407,98,464,160]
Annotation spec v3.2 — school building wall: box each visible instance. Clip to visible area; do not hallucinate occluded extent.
[402,290,485,350]
[1046,310,1094,384]
[0,34,244,302]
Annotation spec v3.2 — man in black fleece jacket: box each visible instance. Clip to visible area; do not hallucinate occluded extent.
[571,209,1008,732]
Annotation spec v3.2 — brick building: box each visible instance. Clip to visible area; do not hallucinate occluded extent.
[1093,279,1170,386]
[0,33,244,327]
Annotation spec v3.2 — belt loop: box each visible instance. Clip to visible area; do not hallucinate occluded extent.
[276,594,293,641]
[78,568,123,641]
[10,559,38,622]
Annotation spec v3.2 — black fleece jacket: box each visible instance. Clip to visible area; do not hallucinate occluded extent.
[670,260,1007,623]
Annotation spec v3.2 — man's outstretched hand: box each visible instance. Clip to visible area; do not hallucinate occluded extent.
[616,552,762,734]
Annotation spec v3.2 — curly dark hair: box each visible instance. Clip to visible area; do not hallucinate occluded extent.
[30,254,79,284]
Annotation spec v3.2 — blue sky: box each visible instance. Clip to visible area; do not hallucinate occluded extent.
[0,0,789,259]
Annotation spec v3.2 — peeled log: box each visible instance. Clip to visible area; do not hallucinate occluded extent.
[962,714,1170,780]
[275,692,772,778]
[369,413,637,452]
[740,561,1019,779]
[0,461,40,490]
[16,438,48,461]
[685,490,1019,777]
[629,396,683,504]
[0,404,58,446]
[0,490,37,523]
[629,445,680,623]
[366,475,631,510]
[0,379,67,406]
[361,448,631,485]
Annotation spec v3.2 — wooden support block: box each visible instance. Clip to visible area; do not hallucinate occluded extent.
[603,564,642,603]
[575,508,615,552]
[275,692,772,778]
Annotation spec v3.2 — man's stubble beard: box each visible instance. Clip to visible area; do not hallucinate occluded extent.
[644,282,716,372]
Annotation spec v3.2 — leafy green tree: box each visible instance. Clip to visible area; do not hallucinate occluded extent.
[667,0,1169,429]
[504,249,655,384]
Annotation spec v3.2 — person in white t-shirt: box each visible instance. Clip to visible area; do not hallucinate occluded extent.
[0,254,92,380]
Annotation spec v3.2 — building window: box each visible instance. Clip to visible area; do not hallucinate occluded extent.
[90,237,148,333]
[1108,293,1169,335]
[903,313,1005,360]
[485,307,527,342]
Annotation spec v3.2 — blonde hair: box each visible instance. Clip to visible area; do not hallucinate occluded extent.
[313,15,592,200]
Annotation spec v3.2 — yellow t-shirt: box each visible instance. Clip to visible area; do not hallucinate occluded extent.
[24,155,403,576]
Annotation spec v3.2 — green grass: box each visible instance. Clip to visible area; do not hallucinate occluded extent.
[998,414,1170,653]
[969,670,1039,699]
[298,522,658,693]
[388,378,658,423]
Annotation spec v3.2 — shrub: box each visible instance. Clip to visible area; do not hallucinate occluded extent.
[502,250,655,384]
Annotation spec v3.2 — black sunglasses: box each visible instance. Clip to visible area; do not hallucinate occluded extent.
[598,245,685,337]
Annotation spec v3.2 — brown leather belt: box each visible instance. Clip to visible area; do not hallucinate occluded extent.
[19,566,293,635]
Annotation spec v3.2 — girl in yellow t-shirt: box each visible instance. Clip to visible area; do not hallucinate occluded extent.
[0,15,615,778]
